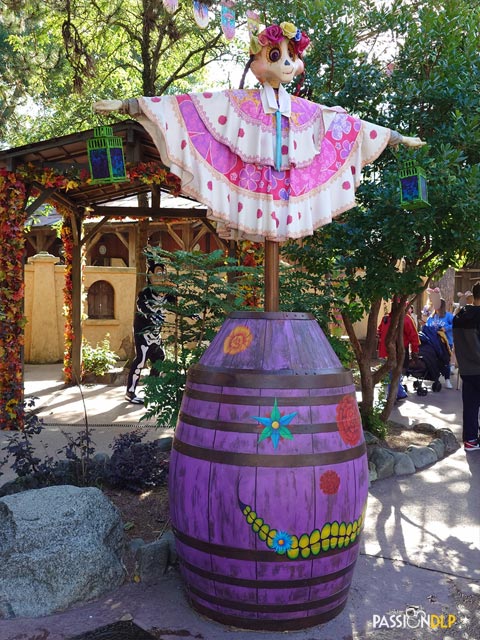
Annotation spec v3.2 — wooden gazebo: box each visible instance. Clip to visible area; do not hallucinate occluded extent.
[0,121,226,391]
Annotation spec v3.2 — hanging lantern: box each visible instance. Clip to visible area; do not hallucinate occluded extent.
[87,126,127,185]
[399,159,430,209]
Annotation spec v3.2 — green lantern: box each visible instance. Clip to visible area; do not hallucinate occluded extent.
[399,159,430,209]
[87,126,127,184]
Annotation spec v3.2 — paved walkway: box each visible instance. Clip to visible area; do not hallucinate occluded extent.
[0,365,478,640]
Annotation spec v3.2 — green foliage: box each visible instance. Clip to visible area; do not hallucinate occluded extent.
[278,260,355,366]
[81,335,118,377]
[284,0,480,422]
[0,400,168,492]
[363,380,388,440]
[141,248,260,428]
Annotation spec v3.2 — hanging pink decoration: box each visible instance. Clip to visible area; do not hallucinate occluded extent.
[162,0,178,13]
[246,9,260,37]
[193,0,209,28]
[221,1,236,41]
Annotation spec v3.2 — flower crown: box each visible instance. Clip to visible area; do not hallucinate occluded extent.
[250,22,310,57]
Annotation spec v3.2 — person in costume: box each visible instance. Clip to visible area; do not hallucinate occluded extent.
[125,259,176,404]
[94,21,425,243]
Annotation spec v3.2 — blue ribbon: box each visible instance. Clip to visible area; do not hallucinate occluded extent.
[275,109,282,171]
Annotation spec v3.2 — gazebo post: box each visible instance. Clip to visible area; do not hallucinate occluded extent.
[264,239,279,312]
[70,211,83,383]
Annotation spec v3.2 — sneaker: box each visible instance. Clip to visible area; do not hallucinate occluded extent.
[464,440,480,451]
[125,392,144,405]
[444,379,453,389]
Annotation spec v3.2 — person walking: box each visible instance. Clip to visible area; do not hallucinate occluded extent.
[425,298,454,388]
[452,281,480,451]
[377,307,420,400]
[125,259,175,404]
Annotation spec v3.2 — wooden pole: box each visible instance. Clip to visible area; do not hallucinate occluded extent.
[264,239,279,312]
[70,213,83,384]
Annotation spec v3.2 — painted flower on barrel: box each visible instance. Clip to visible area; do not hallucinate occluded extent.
[271,530,293,554]
[320,470,341,495]
[252,398,297,449]
[223,325,253,355]
[336,394,362,446]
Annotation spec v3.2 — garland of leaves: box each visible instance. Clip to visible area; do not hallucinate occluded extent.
[0,161,182,427]
[0,169,27,430]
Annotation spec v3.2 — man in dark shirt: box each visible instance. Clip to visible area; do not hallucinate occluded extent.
[452,281,480,451]
[125,260,175,404]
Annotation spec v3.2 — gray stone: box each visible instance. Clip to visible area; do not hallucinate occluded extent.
[154,436,173,452]
[391,451,416,476]
[364,431,380,445]
[0,485,125,618]
[128,537,145,554]
[370,448,395,479]
[368,461,378,483]
[435,428,460,454]
[406,445,438,470]
[135,530,177,584]
[413,422,438,435]
[427,438,446,460]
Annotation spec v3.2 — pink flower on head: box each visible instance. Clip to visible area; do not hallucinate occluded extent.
[296,32,311,56]
[258,24,284,46]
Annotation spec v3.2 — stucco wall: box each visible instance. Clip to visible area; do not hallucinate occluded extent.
[24,253,137,363]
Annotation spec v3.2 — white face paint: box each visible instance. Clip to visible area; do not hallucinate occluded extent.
[250,38,304,88]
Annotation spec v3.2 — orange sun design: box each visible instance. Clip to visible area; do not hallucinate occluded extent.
[223,325,253,355]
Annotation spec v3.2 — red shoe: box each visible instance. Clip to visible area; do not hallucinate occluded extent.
[464,439,480,451]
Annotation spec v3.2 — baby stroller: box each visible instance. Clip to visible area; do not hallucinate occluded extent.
[406,325,451,396]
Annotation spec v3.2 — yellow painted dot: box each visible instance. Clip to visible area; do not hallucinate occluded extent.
[259,524,270,541]
[267,529,277,548]
[287,547,300,560]
[309,529,320,545]
[271,421,280,429]
[299,533,310,549]
[252,518,263,532]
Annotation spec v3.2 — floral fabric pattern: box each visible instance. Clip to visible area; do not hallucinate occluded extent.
[138,90,390,242]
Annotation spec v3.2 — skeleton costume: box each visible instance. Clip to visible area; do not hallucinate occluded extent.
[125,261,175,404]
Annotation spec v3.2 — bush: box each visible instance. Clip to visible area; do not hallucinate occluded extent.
[82,335,118,377]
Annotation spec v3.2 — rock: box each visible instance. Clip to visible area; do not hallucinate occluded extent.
[413,422,438,435]
[369,448,395,479]
[435,428,460,454]
[391,451,416,476]
[135,530,177,584]
[128,537,145,555]
[427,438,446,460]
[0,485,125,618]
[406,445,438,470]
[154,436,173,452]
[368,461,378,483]
[364,431,380,445]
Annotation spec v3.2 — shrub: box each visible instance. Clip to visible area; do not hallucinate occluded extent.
[82,335,118,377]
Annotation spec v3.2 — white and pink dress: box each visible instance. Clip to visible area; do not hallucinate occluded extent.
[137,84,390,242]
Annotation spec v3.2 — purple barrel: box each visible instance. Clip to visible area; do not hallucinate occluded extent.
[169,312,368,631]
